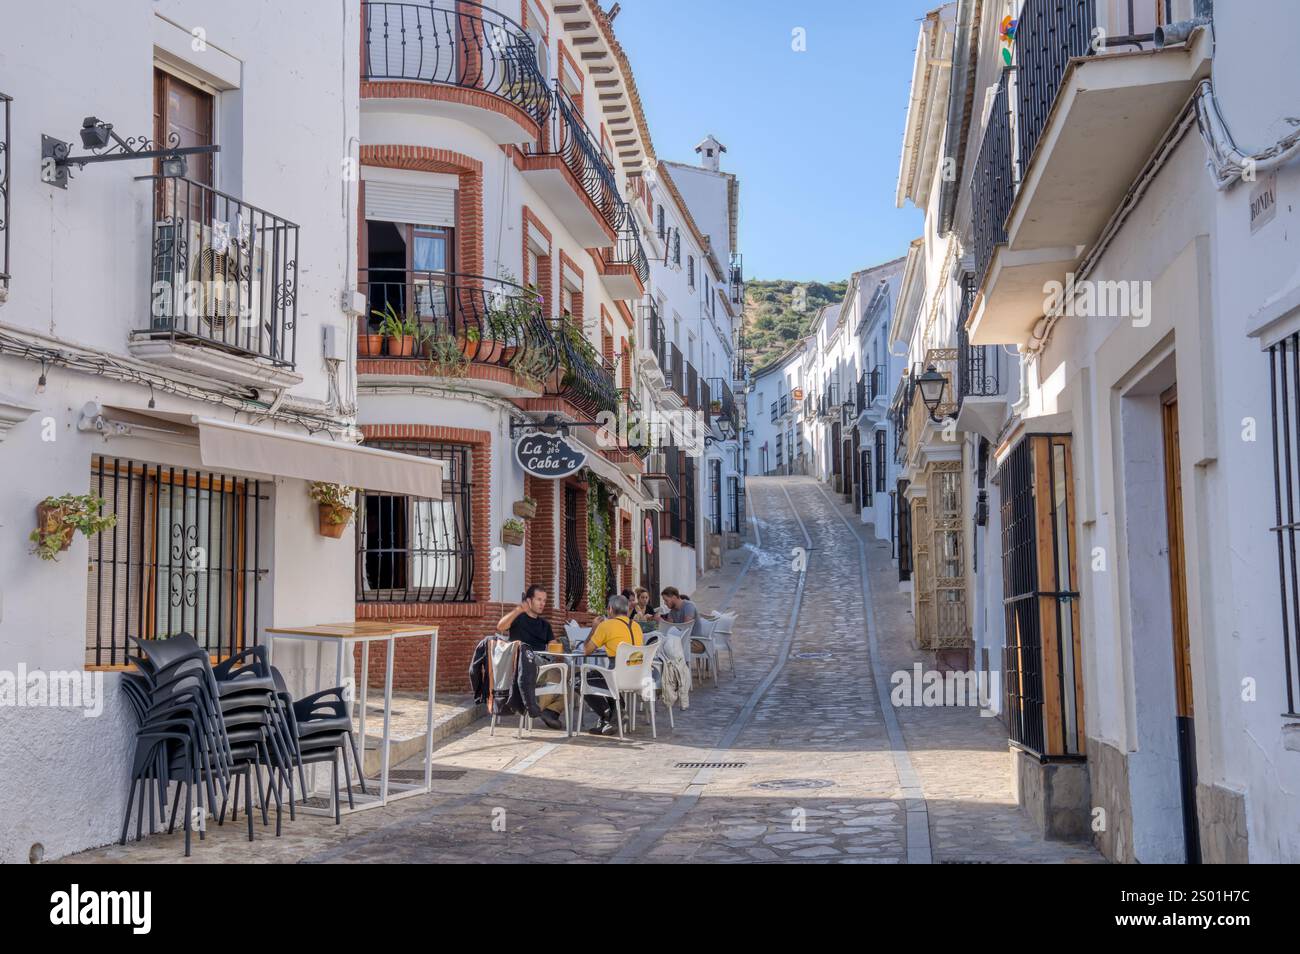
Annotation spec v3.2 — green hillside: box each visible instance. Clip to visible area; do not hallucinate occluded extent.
[743,279,847,372]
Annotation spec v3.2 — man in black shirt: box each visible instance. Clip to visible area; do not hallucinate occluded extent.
[495,584,563,729]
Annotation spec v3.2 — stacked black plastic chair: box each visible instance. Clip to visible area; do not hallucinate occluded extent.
[121,635,290,854]
[120,635,234,856]
[269,666,368,824]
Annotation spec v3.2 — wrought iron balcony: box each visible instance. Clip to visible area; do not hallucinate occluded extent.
[685,360,699,410]
[956,273,1003,401]
[142,176,299,367]
[665,342,684,398]
[708,376,739,435]
[971,70,1015,291]
[596,199,649,292]
[1016,0,1097,174]
[643,298,668,371]
[362,0,549,126]
[527,84,619,234]
[552,318,618,416]
[0,91,9,293]
[358,268,557,380]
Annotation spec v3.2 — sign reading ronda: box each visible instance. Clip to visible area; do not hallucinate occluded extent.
[514,431,587,479]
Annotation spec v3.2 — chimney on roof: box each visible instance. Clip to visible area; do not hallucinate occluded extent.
[694,134,726,172]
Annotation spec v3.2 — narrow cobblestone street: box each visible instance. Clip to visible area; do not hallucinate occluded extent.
[65,477,1101,864]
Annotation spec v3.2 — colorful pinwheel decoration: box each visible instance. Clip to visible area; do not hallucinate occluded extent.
[1000,15,1018,65]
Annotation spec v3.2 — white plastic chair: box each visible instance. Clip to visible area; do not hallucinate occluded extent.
[709,611,736,676]
[653,631,686,729]
[564,619,591,647]
[529,660,571,734]
[577,641,659,740]
[688,616,722,684]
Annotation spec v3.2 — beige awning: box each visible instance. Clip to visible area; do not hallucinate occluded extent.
[194,417,443,498]
[88,404,443,498]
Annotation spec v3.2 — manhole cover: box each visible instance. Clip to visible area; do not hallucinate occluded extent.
[792,651,832,660]
[751,778,834,791]
[674,762,746,769]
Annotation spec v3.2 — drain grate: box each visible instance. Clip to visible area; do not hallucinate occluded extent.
[675,761,746,769]
[792,651,832,660]
[383,769,467,781]
[751,778,834,791]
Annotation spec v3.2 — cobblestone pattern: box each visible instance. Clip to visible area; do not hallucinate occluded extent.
[63,477,1101,864]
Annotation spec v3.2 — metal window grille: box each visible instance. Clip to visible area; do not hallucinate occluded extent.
[728,476,744,533]
[1015,0,1097,174]
[357,441,473,603]
[1001,434,1082,757]
[875,430,887,493]
[709,459,722,535]
[897,480,913,582]
[863,449,874,507]
[1269,334,1300,717]
[971,70,1014,291]
[85,455,267,668]
[0,91,10,291]
[684,456,697,548]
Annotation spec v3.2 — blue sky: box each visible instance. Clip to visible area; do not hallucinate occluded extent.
[614,0,929,283]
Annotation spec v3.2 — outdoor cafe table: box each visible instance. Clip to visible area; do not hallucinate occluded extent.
[534,650,613,736]
[264,622,438,813]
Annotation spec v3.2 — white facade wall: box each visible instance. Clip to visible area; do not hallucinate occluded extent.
[0,1,360,863]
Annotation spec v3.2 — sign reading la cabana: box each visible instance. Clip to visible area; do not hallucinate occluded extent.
[515,430,587,479]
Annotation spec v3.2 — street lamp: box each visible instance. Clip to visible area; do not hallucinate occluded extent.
[916,364,948,422]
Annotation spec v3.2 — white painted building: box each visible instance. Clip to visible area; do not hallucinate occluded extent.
[0,1,385,864]
[889,0,1300,862]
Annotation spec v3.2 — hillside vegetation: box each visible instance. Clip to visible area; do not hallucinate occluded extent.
[743,279,847,372]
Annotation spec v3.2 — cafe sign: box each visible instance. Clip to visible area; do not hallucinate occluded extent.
[514,430,587,479]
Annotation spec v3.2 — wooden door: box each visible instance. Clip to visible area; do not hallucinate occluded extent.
[1161,385,1200,863]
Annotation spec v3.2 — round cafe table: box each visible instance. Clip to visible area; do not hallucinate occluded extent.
[534,650,611,736]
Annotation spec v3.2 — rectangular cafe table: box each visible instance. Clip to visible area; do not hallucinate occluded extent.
[265,622,438,814]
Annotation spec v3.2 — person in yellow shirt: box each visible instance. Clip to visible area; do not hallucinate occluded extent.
[582,593,644,735]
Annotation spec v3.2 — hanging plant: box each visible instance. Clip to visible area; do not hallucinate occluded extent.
[502,517,526,547]
[30,494,116,561]
[586,479,613,610]
[309,482,357,538]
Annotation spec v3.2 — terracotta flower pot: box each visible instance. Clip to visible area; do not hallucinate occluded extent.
[359,333,385,356]
[36,503,75,552]
[387,335,416,357]
[318,504,351,538]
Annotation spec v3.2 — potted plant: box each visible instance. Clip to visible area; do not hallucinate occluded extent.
[420,325,469,378]
[30,493,116,561]
[513,496,538,519]
[616,547,632,567]
[309,482,357,538]
[710,398,723,415]
[501,517,526,547]
[358,313,385,356]
[373,302,418,357]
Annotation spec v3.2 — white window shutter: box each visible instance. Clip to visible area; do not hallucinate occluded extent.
[364,180,456,228]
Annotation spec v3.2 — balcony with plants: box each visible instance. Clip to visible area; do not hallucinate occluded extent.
[550,318,619,418]
[361,0,549,143]
[356,268,558,396]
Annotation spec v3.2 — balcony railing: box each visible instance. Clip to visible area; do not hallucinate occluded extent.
[972,70,1015,290]
[531,84,619,231]
[644,299,667,371]
[144,176,299,367]
[707,376,739,434]
[599,199,649,285]
[553,319,618,416]
[362,0,549,125]
[665,342,684,397]
[359,268,557,379]
[685,360,699,409]
[0,91,9,292]
[956,274,1002,400]
[1016,0,1097,173]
